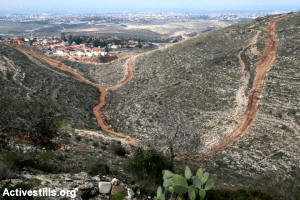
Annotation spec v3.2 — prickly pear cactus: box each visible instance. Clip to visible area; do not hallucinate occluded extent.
[155,166,214,200]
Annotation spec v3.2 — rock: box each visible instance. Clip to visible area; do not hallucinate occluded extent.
[92,175,101,182]
[111,178,119,185]
[126,188,135,199]
[77,182,94,191]
[98,182,112,194]
[111,184,126,195]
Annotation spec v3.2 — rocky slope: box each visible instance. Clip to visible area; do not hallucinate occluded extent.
[0,12,299,200]
[0,44,99,130]
[104,12,300,198]
[105,14,270,154]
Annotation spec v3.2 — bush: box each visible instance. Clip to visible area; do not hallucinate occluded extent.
[0,163,15,180]
[110,192,127,200]
[0,96,59,148]
[88,160,110,176]
[75,135,82,142]
[92,142,99,148]
[27,178,42,188]
[1,151,60,173]
[125,148,172,184]
[32,112,59,146]
[110,142,126,157]
[206,189,272,200]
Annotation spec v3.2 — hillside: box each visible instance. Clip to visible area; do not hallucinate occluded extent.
[105,15,267,153]
[0,12,299,200]
[0,44,99,132]
[104,12,300,196]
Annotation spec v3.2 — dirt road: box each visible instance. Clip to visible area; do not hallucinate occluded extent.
[8,16,282,158]
[205,17,281,155]
[175,17,281,160]
[9,44,140,143]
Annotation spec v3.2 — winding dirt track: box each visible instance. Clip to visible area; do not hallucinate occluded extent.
[8,16,282,159]
[8,44,140,143]
[206,17,281,155]
[176,17,282,160]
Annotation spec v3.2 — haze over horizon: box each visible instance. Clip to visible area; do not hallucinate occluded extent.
[1,0,300,14]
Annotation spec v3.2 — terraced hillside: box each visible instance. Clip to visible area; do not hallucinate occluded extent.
[102,12,300,198]
[61,58,128,86]
[208,12,300,196]
[0,44,99,132]
[105,15,273,154]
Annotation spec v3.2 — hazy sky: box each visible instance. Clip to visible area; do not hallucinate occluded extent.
[1,0,300,13]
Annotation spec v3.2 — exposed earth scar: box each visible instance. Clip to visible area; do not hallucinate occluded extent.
[176,17,281,160]
[8,16,282,158]
[9,44,140,143]
[206,17,281,155]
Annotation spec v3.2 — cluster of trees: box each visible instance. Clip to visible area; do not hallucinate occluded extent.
[61,33,123,48]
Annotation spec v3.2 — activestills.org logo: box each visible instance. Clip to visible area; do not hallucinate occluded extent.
[2,187,76,199]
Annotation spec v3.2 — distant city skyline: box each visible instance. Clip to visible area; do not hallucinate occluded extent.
[1,0,300,14]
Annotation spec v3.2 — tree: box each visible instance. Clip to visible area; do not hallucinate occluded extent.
[154,104,202,166]
[125,148,172,184]
[33,112,58,146]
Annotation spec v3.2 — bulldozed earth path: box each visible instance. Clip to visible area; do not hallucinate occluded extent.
[177,17,282,160]
[8,44,140,143]
[7,16,282,159]
[205,17,281,155]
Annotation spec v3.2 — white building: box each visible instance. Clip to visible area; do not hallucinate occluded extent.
[54,50,64,55]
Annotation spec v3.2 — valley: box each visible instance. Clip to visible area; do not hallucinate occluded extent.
[0,11,299,200]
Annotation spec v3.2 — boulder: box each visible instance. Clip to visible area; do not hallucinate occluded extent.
[126,188,135,199]
[111,178,119,185]
[98,182,112,194]
[111,184,126,195]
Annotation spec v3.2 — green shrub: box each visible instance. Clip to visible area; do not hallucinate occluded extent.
[155,166,214,200]
[206,189,272,200]
[92,141,99,148]
[0,151,60,173]
[101,145,107,150]
[27,178,42,188]
[1,151,18,166]
[125,148,172,184]
[32,112,59,146]
[0,163,15,180]
[110,142,126,157]
[75,135,82,141]
[110,192,127,200]
[88,160,110,176]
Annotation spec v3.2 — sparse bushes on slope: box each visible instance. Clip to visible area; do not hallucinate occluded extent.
[0,96,59,148]
[1,151,61,173]
[87,159,110,176]
[110,141,127,157]
[125,148,172,184]
[206,189,272,200]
